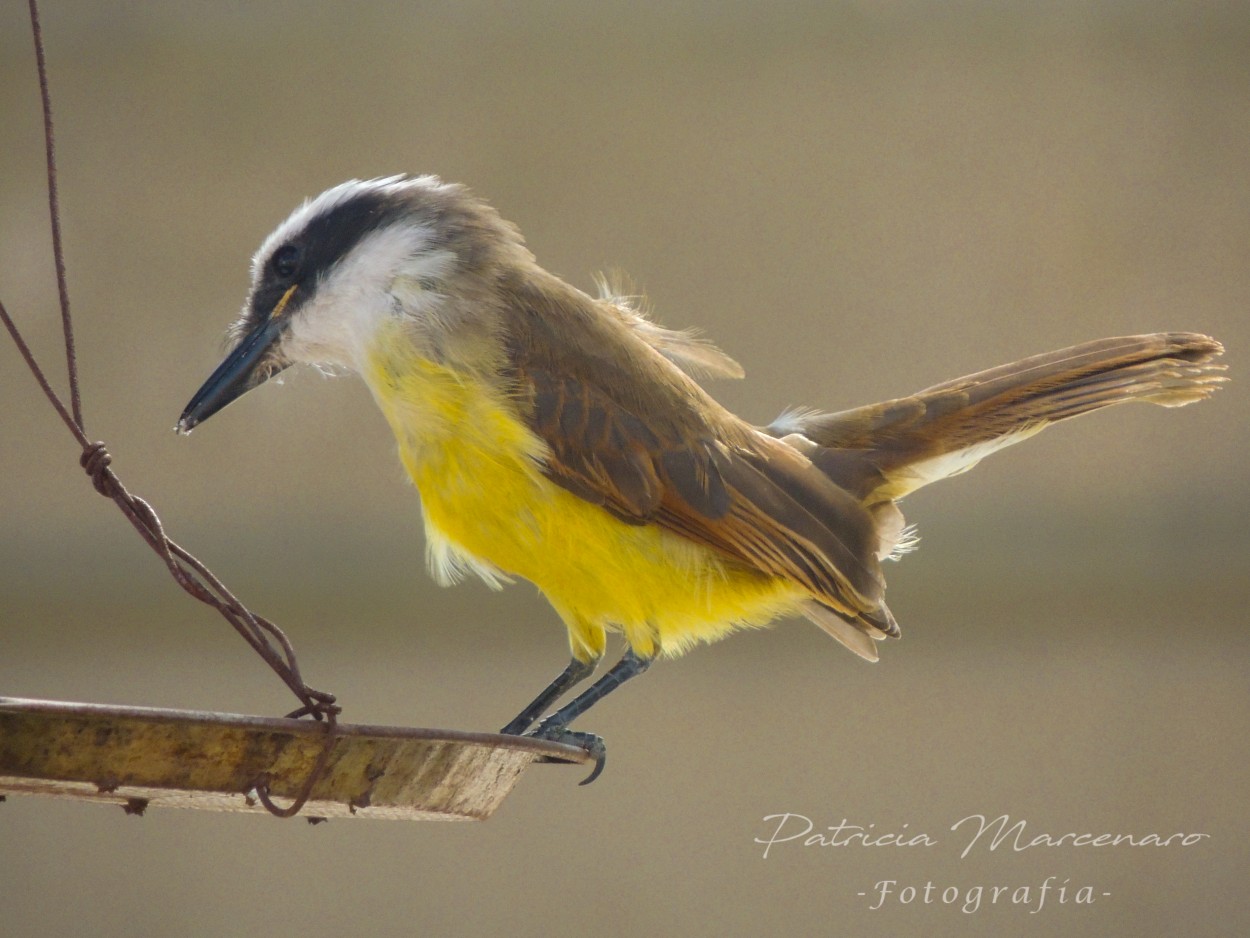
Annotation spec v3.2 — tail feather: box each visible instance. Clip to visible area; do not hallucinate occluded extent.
[801,600,893,661]
[772,332,1225,503]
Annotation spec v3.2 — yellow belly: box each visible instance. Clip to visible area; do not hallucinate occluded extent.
[364,336,804,661]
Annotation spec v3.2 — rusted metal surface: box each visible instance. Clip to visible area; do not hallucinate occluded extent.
[0,697,589,821]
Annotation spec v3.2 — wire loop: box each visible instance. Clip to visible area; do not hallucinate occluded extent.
[251,714,341,819]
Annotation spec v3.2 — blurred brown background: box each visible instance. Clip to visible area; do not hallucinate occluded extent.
[1,2,1246,935]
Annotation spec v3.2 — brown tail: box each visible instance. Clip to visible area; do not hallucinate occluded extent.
[770,332,1226,505]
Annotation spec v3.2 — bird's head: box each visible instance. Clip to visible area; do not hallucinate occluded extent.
[177,174,527,432]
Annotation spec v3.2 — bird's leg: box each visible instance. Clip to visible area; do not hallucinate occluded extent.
[534,648,654,731]
[529,648,654,785]
[500,655,598,736]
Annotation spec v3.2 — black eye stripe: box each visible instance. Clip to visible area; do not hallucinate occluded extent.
[297,190,407,282]
[247,186,414,329]
[271,244,301,279]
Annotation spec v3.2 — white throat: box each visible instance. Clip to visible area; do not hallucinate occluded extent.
[278,225,457,373]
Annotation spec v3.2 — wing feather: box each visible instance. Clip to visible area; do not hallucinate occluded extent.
[502,270,893,634]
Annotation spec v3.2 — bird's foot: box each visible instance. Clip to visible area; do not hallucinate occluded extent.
[529,722,607,785]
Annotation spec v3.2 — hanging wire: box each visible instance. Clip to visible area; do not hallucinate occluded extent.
[26,0,81,429]
[2,0,340,817]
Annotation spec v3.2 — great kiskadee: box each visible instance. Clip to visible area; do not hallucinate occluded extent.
[179,175,1225,782]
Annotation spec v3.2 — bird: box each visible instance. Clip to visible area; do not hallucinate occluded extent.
[179,174,1226,782]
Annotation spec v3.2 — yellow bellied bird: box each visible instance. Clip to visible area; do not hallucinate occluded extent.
[179,175,1226,782]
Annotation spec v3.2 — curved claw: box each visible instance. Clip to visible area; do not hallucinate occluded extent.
[531,725,607,785]
[577,738,607,786]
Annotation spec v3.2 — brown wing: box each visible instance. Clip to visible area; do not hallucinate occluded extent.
[519,364,887,619]
[501,270,889,625]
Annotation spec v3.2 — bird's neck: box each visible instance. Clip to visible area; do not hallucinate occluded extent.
[361,320,544,474]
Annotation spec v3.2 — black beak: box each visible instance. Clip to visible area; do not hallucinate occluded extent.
[177,315,290,433]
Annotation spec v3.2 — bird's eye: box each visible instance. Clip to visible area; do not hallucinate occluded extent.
[271,244,301,280]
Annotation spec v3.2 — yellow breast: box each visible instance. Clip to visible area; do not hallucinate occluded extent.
[363,330,803,660]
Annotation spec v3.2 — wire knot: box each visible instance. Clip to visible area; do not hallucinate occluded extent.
[80,441,120,497]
